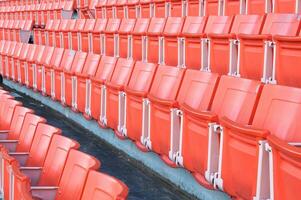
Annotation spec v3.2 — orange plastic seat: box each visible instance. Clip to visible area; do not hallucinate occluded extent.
[47,19,60,47]
[102,58,135,129]
[186,0,200,16]
[181,16,207,69]
[81,19,96,52]
[132,18,150,61]
[205,0,220,15]
[140,0,154,18]
[115,0,127,18]
[273,0,296,13]
[163,17,184,66]
[62,51,87,107]
[104,18,121,57]
[16,43,29,84]
[89,56,117,121]
[208,14,264,75]
[12,164,33,200]
[123,61,157,143]
[1,40,11,77]
[92,18,107,54]
[218,84,301,200]
[223,0,241,15]
[57,19,69,48]
[146,17,166,64]
[105,0,117,18]
[180,75,262,188]
[81,170,129,200]
[169,0,183,17]
[35,46,55,92]
[141,65,185,155]
[52,49,76,102]
[5,40,17,79]
[21,44,36,85]
[118,18,136,58]
[70,19,86,51]
[153,0,166,17]
[44,47,64,97]
[11,42,23,81]
[27,45,45,88]
[31,149,100,200]
[0,99,22,131]
[127,0,139,18]
[95,0,107,19]
[73,53,101,114]
[238,13,300,82]
[62,19,76,50]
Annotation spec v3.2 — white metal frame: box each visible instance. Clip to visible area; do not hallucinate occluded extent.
[99,85,108,127]
[178,37,185,67]
[60,72,66,104]
[17,60,21,83]
[159,36,164,64]
[71,76,78,110]
[115,34,120,58]
[142,36,148,62]
[117,91,127,137]
[141,98,151,149]
[88,33,93,53]
[261,40,275,83]
[85,79,92,117]
[24,62,29,86]
[33,63,37,89]
[169,108,183,163]
[128,35,133,59]
[50,69,55,98]
[77,32,82,51]
[201,38,210,71]
[11,58,14,81]
[228,39,240,76]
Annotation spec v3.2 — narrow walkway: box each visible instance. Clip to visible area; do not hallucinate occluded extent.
[6,86,196,200]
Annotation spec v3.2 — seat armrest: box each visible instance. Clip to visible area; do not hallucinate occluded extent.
[181,103,218,121]
[9,152,29,166]
[20,167,42,186]
[220,117,269,138]
[148,94,178,107]
[31,186,58,200]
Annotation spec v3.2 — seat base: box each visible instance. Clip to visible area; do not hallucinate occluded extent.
[98,120,108,129]
[135,141,149,152]
[83,113,92,120]
[114,130,127,140]
[161,155,177,168]
[193,172,214,190]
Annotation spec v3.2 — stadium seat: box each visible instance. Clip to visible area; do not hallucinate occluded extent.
[154,0,167,17]
[27,45,45,88]
[43,47,64,96]
[208,14,264,75]
[43,20,54,46]
[1,40,11,77]
[95,0,107,19]
[116,0,127,18]
[12,164,33,200]
[223,0,241,16]
[16,42,30,84]
[73,53,101,114]
[180,16,206,69]
[118,18,136,58]
[92,18,107,55]
[205,0,220,15]
[81,170,129,200]
[81,19,95,52]
[122,61,157,142]
[21,135,80,186]
[0,99,22,131]
[105,0,117,18]
[163,17,184,66]
[273,0,296,13]
[104,18,121,57]
[48,19,61,47]
[238,13,300,82]
[62,51,87,107]
[178,75,262,188]
[146,17,166,64]
[102,58,135,129]
[139,65,185,154]
[30,149,100,200]
[217,84,301,200]
[62,19,76,50]
[89,56,117,121]
[21,44,36,86]
[70,19,86,51]
[140,0,155,18]
[52,49,76,102]
[57,19,69,48]
[127,0,140,18]
[273,33,301,87]
[11,42,23,81]
[35,46,55,92]
[6,40,17,79]
[132,18,150,61]
[170,0,183,17]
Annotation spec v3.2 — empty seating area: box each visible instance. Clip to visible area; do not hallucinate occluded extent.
[0,0,301,199]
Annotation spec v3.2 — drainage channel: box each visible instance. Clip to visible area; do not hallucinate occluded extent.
[5,85,197,200]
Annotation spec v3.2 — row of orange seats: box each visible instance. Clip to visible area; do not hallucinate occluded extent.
[0,1,74,25]
[90,0,298,19]
[0,39,300,200]
[32,14,301,88]
[0,19,33,42]
[0,90,128,199]
[0,0,49,7]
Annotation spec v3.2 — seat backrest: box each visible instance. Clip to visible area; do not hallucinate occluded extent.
[252,84,301,142]
[83,19,96,33]
[147,18,166,36]
[81,170,129,200]
[38,135,80,186]
[59,49,76,71]
[25,44,37,62]
[15,113,47,152]
[163,17,184,36]
[261,13,300,36]
[45,19,54,31]
[23,20,33,31]
[50,47,64,69]
[177,70,219,111]
[33,45,45,64]
[181,16,207,36]
[0,99,22,130]
[55,150,100,200]
[94,56,117,82]
[19,43,30,60]
[2,40,11,55]
[118,18,136,34]
[41,46,55,66]
[69,51,88,73]
[126,61,157,94]
[12,164,33,200]
[7,41,16,57]
[148,65,185,101]
[204,16,234,35]
[81,53,101,76]
[7,106,34,140]
[26,123,62,167]
[93,18,107,33]
[51,19,61,31]
[12,42,23,58]
[132,18,150,35]
[58,19,69,31]
[108,58,135,87]
[211,75,262,124]
[230,14,265,35]
[104,18,121,34]
[0,93,13,115]
[74,19,86,32]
